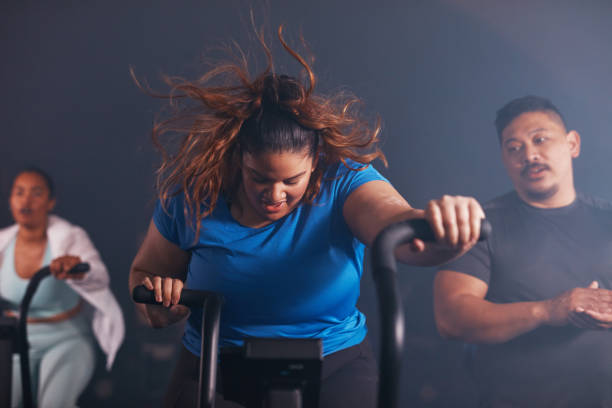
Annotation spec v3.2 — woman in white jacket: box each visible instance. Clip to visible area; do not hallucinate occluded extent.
[0,167,124,408]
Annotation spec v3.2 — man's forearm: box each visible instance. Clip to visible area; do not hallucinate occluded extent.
[435,294,550,344]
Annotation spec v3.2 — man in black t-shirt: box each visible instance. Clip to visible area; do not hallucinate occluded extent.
[434,95,612,407]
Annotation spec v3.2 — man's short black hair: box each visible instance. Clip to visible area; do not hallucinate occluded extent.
[495,95,566,141]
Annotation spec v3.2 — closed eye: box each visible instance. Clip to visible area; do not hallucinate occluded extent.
[283,176,302,185]
[248,169,306,185]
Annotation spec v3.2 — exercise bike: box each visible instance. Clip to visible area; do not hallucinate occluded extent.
[133,218,490,408]
[0,262,90,408]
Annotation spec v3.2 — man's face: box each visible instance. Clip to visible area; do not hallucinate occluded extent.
[500,111,580,207]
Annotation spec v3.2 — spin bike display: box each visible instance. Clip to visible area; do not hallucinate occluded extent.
[0,262,90,408]
[133,218,491,408]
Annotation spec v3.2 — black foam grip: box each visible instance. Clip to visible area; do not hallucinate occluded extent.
[401,218,491,242]
[131,285,221,308]
[479,219,492,241]
[68,263,90,274]
[132,285,158,304]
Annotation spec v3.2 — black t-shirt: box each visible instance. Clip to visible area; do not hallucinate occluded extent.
[444,191,612,407]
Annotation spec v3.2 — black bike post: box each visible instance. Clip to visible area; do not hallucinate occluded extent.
[132,285,224,408]
[371,218,490,408]
[371,221,413,408]
[0,314,18,407]
[18,263,90,408]
[18,266,52,408]
[197,295,223,408]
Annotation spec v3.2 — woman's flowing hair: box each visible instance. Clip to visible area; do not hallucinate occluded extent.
[132,25,387,238]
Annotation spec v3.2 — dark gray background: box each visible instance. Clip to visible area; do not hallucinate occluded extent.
[1,0,611,406]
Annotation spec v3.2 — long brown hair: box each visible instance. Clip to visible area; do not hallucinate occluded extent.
[133,26,387,238]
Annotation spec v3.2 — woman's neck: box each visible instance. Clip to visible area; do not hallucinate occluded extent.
[17,224,47,244]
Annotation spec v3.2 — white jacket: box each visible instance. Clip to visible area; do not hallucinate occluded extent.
[0,215,125,370]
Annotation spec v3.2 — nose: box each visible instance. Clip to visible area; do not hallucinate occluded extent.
[522,143,540,164]
[269,183,287,203]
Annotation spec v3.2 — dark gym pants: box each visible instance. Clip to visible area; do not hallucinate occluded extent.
[163,338,379,408]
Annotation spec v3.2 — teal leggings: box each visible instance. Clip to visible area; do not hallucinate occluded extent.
[11,314,95,408]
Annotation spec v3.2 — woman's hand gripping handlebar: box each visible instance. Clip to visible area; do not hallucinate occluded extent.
[132,285,223,308]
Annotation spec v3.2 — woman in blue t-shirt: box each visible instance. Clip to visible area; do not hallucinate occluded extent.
[129,30,485,408]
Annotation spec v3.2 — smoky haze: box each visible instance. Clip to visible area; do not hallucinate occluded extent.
[1,0,611,406]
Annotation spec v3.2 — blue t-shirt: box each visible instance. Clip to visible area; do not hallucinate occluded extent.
[154,160,387,356]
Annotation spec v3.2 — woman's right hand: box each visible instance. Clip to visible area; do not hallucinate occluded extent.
[139,275,190,327]
[130,219,192,328]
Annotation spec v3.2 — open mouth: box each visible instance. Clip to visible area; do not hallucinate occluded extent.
[262,200,287,213]
[522,164,549,179]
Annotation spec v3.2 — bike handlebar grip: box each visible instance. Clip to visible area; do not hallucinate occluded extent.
[132,285,223,308]
[68,263,90,274]
[480,219,492,241]
[401,218,491,242]
[132,285,157,304]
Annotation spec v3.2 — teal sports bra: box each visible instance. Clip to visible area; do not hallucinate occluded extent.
[0,237,80,318]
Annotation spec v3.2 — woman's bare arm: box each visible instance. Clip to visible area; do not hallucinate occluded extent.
[129,219,191,328]
[343,180,484,266]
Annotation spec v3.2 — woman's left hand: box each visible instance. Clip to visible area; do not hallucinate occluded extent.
[50,255,87,280]
[410,195,485,256]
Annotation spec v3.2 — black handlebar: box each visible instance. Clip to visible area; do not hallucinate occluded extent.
[131,217,491,408]
[20,263,90,323]
[370,218,491,408]
[371,218,491,272]
[132,285,222,308]
[20,262,90,408]
[132,285,224,408]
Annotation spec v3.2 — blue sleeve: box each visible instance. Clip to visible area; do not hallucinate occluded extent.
[332,159,389,208]
[153,194,196,250]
